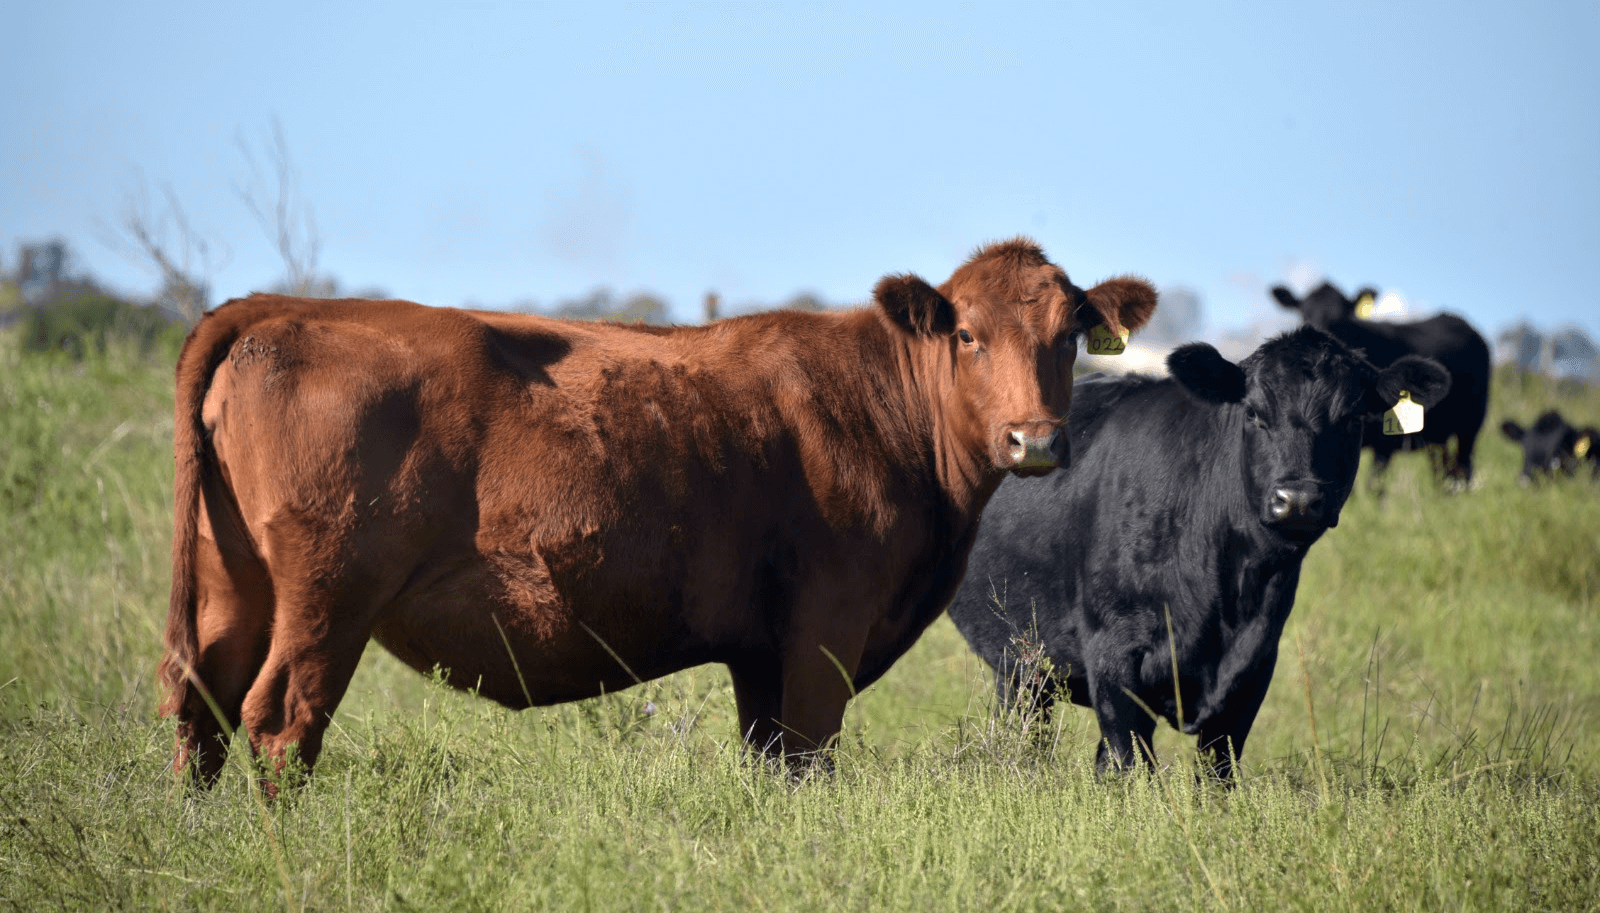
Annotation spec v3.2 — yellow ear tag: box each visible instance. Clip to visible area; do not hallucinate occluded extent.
[1382,389,1424,436]
[1354,292,1376,320]
[1086,323,1129,356]
[1576,435,1592,460]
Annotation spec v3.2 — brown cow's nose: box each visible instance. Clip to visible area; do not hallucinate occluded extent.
[1007,424,1067,472]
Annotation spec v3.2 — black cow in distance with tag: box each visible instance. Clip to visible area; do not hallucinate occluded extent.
[1501,410,1599,483]
[948,327,1449,781]
[1272,283,1489,489]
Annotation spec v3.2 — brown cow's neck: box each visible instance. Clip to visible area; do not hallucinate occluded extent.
[865,311,1001,524]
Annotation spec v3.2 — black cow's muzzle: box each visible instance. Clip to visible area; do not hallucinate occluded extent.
[1263,483,1331,534]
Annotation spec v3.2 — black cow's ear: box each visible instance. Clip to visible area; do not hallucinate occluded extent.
[875,274,956,337]
[1270,286,1301,310]
[1500,420,1525,442]
[1168,343,1247,404]
[1373,355,1451,412]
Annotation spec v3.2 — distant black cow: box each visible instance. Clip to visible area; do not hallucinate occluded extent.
[1273,283,1489,487]
[948,327,1450,781]
[1501,410,1599,483]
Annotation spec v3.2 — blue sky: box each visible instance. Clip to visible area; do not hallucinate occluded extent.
[4,1,1597,341]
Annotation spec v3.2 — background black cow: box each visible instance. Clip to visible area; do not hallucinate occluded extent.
[1501,410,1599,483]
[1273,282,1489,488]
[947,327,1450,780]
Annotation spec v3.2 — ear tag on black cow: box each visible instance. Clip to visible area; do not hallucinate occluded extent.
[1577,435,1592,460]
[1382,390,1424,436]
[1355,292,1376,320]
[1086,324,1128,356]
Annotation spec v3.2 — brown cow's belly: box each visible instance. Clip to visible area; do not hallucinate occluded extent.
[365,545,753,708]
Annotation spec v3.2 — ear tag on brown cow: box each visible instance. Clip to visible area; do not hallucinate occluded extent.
[1576,435,1592,460]
[1355,292,1376,320]
[1382,390,1424,436]
[1086,323,1129,356]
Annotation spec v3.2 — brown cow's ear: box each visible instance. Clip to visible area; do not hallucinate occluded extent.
[1081,276,1157,337]
[1271,286,1301,310]
[875,274,956,337]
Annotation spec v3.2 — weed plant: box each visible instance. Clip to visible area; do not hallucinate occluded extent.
[1,335,1597,911]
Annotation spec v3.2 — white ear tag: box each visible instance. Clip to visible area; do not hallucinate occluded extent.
[1355,292,1376,320]
[1086,323,1128,355]
[1382,390,1424,435]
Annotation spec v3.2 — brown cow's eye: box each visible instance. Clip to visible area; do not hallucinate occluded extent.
[958,329,975,345]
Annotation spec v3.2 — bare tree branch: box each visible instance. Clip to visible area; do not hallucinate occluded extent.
[236,119,322,296]
[100,175,226,326]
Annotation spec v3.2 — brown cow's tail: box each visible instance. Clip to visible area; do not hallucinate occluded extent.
[158,304,252,718]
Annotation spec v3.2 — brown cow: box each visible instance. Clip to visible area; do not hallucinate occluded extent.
[161,239,1156,787]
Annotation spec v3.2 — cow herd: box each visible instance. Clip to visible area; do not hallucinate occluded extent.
[157,240,1586,792]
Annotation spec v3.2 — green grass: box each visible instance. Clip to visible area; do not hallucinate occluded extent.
[2,334,1598,911]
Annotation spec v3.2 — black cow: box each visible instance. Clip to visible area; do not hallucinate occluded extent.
[1273,283,1489,487]
[1501,410,1599,483]
[947,327,1450,780]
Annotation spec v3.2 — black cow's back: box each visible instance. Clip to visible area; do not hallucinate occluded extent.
[1324,313,1490,481]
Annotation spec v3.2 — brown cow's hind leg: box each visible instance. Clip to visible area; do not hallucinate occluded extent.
[175,538,272,787]
[237,578,373,795]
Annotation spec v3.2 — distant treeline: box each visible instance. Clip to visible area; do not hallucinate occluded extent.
[2,238,847,362]
[2,240,186,360]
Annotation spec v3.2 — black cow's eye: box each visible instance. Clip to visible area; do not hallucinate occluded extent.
[958,329,975,345]
[1245,407,1266,430]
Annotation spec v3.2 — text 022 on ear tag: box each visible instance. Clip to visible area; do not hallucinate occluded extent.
[1086,324,1129,356]
[1382,390,1424,435]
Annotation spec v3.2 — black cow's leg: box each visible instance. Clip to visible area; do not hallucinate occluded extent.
[1086,650,1156,774]
[1094,704,1157,774]
[728,655,784,761]
[1453,428,1479,487]
[1366,448,1393,494]
[1195,664,1274,784]
[1433,444,1459,482]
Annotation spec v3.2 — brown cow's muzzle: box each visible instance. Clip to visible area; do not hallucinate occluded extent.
[1005,422,1069,476]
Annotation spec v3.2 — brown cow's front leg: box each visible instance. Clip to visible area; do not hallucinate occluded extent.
[728,656,784,761]
[775,623,868,771]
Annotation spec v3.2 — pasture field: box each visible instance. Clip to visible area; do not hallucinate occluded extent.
[1,333,1597,911]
